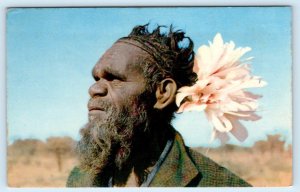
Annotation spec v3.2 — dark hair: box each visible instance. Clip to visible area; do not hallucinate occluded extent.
[119,24,197,90]
[118,24,197,122]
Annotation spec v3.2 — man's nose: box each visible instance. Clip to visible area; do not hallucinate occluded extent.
[88,81,108,98]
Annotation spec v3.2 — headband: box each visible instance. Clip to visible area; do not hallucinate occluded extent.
[117,37,170,73]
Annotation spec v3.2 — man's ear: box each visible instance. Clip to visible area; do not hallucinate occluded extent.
[153,78,177,109]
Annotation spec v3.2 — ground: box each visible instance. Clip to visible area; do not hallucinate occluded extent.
[7,135,292,187]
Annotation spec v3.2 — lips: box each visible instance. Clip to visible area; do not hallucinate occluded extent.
[88,99,108,112]
[88,106,104,112]
[88,104,105,113]
[88,105,106,119]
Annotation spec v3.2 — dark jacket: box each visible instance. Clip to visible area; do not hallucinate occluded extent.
[67,133,251,187]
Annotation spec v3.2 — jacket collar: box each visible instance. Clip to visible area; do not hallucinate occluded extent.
[149,133,200,187]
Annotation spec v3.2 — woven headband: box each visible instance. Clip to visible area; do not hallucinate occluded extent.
[117,37,170,73]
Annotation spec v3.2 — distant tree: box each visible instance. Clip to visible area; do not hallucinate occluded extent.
[9,139,45,156]
[253,134,285,153]
[267,135,285,152]
[46,136,75,172]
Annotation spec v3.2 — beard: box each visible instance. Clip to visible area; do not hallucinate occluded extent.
[76,93,152,186]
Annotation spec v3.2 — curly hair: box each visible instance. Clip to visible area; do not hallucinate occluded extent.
[119,24,196,89]
[118,24,197,121]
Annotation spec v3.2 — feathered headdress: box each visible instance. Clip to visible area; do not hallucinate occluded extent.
[176,33,267,143]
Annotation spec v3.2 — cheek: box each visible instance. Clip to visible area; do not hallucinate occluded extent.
[112,84,146,107]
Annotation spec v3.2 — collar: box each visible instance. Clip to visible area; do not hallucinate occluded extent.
[149,133,200,187]
[108,139,174,187]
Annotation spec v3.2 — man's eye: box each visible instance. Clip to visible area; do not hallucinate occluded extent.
[105,73,121,81]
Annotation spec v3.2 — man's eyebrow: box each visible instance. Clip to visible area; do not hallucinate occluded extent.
[92,67,127,80]
[105,68,127,80]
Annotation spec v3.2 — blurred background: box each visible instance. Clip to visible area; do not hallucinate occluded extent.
[6,7,292,187]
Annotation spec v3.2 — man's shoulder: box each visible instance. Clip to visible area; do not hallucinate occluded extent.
[151,133,251,187]
[186,147,251,187]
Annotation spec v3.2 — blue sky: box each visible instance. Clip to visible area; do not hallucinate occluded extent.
[6,7,292,147]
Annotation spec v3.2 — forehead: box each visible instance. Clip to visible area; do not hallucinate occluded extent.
[94,42,148,75]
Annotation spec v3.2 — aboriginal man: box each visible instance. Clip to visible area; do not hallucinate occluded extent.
[67,24,251,187]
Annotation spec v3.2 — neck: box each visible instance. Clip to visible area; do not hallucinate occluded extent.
[113,122,175,187]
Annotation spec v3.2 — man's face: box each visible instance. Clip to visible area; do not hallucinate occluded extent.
[88,42,147,122]
[77,42,154,182]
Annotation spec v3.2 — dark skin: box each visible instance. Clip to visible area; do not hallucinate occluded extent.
[88,41,177,186]
[88,42,147,122]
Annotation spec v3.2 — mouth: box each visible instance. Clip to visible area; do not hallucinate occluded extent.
[87,99,109,119]
[87,100,106,112]
[88,107,106,121]
[88,106,104,112]
[88,107,106,118]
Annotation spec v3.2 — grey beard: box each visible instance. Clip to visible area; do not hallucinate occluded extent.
[76,99,149,186]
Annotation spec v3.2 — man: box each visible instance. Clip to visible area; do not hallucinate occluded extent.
[67,24,251,187]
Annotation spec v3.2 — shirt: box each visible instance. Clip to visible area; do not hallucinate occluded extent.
[66,133,251,187]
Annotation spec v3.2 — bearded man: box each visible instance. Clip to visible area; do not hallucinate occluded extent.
[67,24,251,187]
